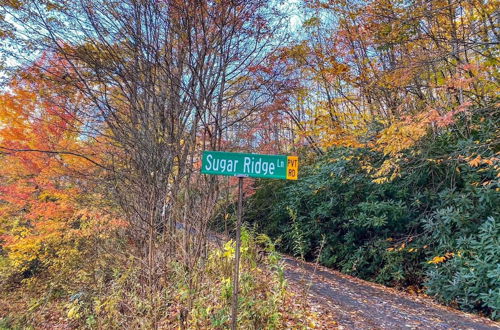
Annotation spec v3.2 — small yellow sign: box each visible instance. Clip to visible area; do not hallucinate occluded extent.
[286,156,299,180]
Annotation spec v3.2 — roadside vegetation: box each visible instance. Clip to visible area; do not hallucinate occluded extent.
[1,222,319,328]
[248,109,499,320]
[0,0,498,327]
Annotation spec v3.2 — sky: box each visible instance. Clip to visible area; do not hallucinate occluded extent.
[0,0,305,85]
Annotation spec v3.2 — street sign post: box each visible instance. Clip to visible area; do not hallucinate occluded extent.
[201,151,298,330]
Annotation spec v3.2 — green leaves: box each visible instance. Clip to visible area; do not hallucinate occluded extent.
[425,217,499,320]
[247,110,499,319]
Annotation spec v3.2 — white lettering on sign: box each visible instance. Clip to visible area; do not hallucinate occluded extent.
[269,162,275,174]
[205,154,282,176]
[205,154,239,174]
[242,157,277,175]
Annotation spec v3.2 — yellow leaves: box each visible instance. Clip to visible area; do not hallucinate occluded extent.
[282,42,310,64]
[386,242,417,253]
[427,252,454,264]
[371,155,402,184]
[428,256,446,264]
[361,162,375,174]
[1,205,123,280]
[298,103,368,150]
[303,16,321,28]
[373,177,389,184]
[2,0,23,10]
[222,240,235,259]
[375,116,428,156]
[38,190,67,202]
[8,239,40,270]
[66,301,81,319]
[315,62,350,82]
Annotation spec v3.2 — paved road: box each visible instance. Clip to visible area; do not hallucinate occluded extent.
[190,224,498,329]
[283,257,500,330]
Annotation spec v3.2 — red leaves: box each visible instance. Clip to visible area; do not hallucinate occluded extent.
[247,64,273,75]
[0,60,103,272]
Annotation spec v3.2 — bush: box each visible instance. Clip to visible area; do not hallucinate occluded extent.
[425,216,500,320]
[246,114,499,319]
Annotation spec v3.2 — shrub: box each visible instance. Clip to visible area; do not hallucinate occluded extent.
[425,216,500,320]
[246,113,499,319]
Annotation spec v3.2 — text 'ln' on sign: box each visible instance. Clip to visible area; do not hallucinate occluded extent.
[201,151,298,180]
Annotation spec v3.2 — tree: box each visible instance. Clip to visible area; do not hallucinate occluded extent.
[1,1,287,319]
[260,0,498,158]
[0,65,123,286]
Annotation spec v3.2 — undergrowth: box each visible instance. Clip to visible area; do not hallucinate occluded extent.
[0,226,318,329]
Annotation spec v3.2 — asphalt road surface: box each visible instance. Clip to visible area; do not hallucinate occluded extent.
[283,257,500,330]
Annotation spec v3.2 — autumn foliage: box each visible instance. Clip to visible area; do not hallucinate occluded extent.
[0,66,122,287]
[0,0,499,327]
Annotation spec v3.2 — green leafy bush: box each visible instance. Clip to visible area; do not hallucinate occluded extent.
[246,114,499,319]
[426,216,500,319]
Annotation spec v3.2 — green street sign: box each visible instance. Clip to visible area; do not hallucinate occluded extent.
[201,150,298,327]
[201,151,298,180]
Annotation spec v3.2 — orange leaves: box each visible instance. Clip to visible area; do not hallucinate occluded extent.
[469,155,482,167]
[0,184,35,207]
[461,154,499,168]
[427,252,454,264]
[370,102,475,183]
[0,60,112,281]
[386,241,419,253]
[0,88,34,143]
[293,0,498,160]
[375,116,429,156]
[374,104,470,157]
[282,42,310,63]
[427,256,446,264]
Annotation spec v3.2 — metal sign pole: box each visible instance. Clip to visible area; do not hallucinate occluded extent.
[200,151,298,329]
[231,176,244,330]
